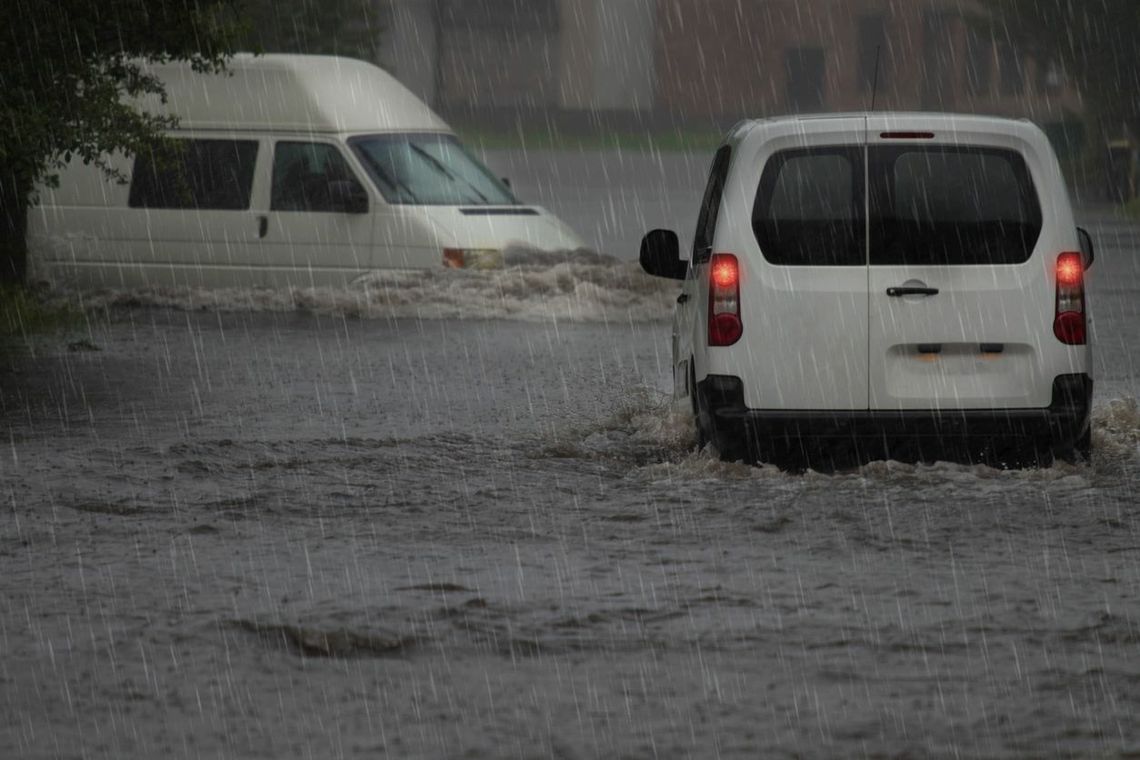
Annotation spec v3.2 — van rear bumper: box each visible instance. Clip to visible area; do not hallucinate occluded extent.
[699,373,1092,448]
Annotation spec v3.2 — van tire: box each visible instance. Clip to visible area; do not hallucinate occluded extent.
[1053,427,1092,465]
[1076,428,1093,461]
[693,365,750,463]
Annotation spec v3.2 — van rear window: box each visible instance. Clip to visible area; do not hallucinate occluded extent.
[752,145,1042,267]
[870,147,1041,266]
[129,139,258,211]
[753,148,865,266]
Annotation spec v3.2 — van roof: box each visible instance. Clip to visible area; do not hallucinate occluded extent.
[731,112,1043,144]
[135,54,451,134]
[745,112,1035,125]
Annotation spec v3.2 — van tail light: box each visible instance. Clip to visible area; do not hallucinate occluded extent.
[708,253,742,346]
[1053,251,1086,345]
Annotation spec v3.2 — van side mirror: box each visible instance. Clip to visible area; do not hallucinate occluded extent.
[1077,227,1094,269]
[640,229,686,280]
[328,180,369,214]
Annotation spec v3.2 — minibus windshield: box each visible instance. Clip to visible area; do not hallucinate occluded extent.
[350,133,518,206]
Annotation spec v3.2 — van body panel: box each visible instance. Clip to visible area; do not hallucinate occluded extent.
[260,211,374,287]
[417,207,586,253]
[371,208,450,269]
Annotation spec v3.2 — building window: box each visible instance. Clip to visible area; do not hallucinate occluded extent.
[785,48,826,113]
[1038,58,1064,93]
[921,11,954,109]
[857,15,888,95]
[999,43,1024,96]
[437,0,558,32]
[965,30,993,97]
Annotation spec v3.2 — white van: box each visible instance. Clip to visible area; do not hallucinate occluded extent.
[27,54,584,288]
[640,113,1094,468]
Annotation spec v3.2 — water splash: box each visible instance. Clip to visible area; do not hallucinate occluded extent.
[65,249,676,324]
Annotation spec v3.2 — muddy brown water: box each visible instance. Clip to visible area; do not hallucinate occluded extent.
[2,216,1140,758]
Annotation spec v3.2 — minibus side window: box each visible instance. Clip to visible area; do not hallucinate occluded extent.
[129,139,258,210]
[271,142,368,213]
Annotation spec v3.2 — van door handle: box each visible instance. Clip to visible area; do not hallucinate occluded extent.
[677,293,689,304]
[887,286,939,297]
[257,215,268,239]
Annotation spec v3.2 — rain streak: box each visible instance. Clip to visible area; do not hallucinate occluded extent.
[3,1,1140,758]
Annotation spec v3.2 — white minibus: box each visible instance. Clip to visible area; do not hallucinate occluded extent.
[28,54,585,288]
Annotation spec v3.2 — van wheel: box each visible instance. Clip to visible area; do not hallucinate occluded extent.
[690,363,702,445]
[1054,427,1092,465]
[1000,441,1054,469]
[692,364,749,462]
[691,363,708,450]
[1076,428,1093,460]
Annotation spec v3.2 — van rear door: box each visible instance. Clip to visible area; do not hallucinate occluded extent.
[865,126,1052,411]
[738,119,868,410]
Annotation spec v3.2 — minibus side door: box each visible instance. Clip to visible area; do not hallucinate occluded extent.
[259,139,374,287]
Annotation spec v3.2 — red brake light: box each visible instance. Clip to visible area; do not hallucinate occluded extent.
[1056,252,1083,286]
[711,257,738,288]
[708,253,742,347]
[1053,251,1086,345]
[880,131,935,140]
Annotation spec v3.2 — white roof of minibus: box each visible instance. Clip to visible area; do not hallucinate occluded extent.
[135,54,451,134]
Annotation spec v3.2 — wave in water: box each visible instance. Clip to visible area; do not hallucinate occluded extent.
[549,389,1140,482]
[65,248,677,324]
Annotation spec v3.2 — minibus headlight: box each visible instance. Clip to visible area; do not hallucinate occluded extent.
[443,248,503,270]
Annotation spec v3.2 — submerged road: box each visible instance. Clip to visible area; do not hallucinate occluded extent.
[2,151,1140,758]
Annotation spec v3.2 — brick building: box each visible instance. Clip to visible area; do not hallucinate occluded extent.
[377,0,1082,130]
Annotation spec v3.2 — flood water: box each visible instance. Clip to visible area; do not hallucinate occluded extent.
[2,155,1140,757]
